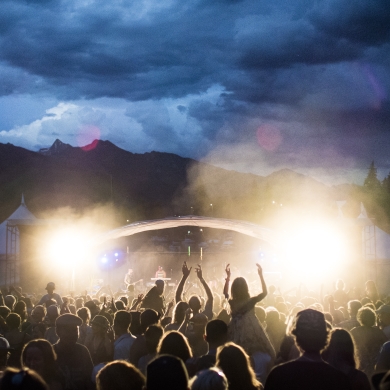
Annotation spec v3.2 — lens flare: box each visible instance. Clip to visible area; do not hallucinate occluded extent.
[77,125,101,151]
[256,124,282,151]
[279,222,348,281]
[46,228,90,267]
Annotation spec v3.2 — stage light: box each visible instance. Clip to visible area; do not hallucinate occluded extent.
[46,228,90,267]
[101,257,107,263]
[279,220,348,281]
[115,253,118,257]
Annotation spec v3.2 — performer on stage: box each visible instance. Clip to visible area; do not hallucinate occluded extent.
[124,269,134,287]
[155,266,167,279]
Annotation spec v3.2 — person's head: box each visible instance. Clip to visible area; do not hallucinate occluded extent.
[205,320,228,349]
[190,367,228,390]
[231,277,250,302]
[0,368,48,390]
[115,300,125,311]
[157,331,193,362]
[77,307,91,324]
[376,305,390,328]
[322,328,356,369]
[265,308,280,327]
[155,280,165,296]
[357,306,376,327]
[45,282,56,295]
[0,306,11,320]
[188,295,202,313]
[348,300,362,318]
[140,309,160,333]
[0,337,11,368]
[145,325,164,354]
[254,305,265,323]
[120,296,128,307]
[146,355,188,390]
[130,311,142,336]
[216,343,260,390]
[173,301,189,324]
[6,313,21,331]
[75,297,84,310]
[4,295,16,311]
[31,306,46,323]
[14,301,27,321]
[113,310,132,336]
[336,279,345,290]
[91,315,110,337]
[96,361,145,390]
[46,305,59,322]
[55,314,82,346]
[291,309,329,353]
[21,339,57,379]
[269,285,276,294]
[32,323,47,340]
[84,300,99,317]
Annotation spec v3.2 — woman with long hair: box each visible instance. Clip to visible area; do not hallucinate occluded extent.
[223,264,275,381]
[157,330,193,363]
[21,339,63,390]
[323,328,370,390]
[217,343,262,390]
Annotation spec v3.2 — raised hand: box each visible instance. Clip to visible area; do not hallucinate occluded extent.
[225,264,231,279]
[256,263,263,276]
[137,294,144,303]
[182,261,192,278]
[195,264,203,280]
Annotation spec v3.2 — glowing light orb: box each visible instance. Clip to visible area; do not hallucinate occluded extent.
[280,222,348,279]
[77,125,101,151]
[256,124,282,151]
[46,229,90,267]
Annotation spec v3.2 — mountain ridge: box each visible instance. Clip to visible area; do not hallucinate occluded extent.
[0,139,359,226]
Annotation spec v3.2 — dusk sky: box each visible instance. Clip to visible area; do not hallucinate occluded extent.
[0,0,389,185]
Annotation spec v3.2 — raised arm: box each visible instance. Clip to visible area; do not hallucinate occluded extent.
[223,264,231,300]
[195,264,214,319]
[175,261,192,304]
[255,263,267,303]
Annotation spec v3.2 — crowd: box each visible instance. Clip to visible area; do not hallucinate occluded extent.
[0,261,390,390]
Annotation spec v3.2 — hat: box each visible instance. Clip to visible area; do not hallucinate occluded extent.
[147,355,188,390]
[45,282,55,290]
[377,305,390,315]
[91,315,110,330]
[0,337,12,351]
[56,314,82,327]
[293,309,327,333]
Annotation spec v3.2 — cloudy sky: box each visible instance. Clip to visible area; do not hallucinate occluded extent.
[0,0,389,185]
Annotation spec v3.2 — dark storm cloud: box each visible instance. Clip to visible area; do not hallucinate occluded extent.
[309,0,390,45]
[1,0,386,102]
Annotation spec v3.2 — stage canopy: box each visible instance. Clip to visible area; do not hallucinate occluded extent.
[94,215,278,247]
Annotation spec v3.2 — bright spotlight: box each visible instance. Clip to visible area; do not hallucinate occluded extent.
[280,221,348,279]
[46,228,90,267]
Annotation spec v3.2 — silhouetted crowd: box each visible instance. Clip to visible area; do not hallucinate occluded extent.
[1,262,390,390]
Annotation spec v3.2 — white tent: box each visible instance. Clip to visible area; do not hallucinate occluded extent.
[0,195,36,255]
[358,203,390,261]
